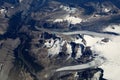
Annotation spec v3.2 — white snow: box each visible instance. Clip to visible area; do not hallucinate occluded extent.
[60,5,77,13]
[91,36,120,80]
[91,71,101,80]
[73,35,103,59]
[66,43,72,55]
[56,57,104,72]
[74,72,79,79]
[0,8,7,15]
[54,19,63,22]
[44,39,54,48]
[65,15,82,24]
[54,5,82,24]
[104,8,111,12]
[54,15,82,24]
[44,28,120,80]
[72,33,120,80]
[83,35,103,46]
[104,24,120,34]
[69,33,120,80]
[45,39,68,56]
[11,6,14,8]
[66,43,72,59]
[47,39,61,56]
[73,37,83,59]
[75,46,82,59]
[61,31,115,38]
[19,0,23,3]
[74,37,83,44]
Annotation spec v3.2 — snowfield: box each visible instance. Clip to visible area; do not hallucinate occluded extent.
[104,24,120,34]
[81,32,120,80]
[44,28,120,80]
[91,36,120,80]
[54,15,82,24]
[44,39,62,56]
[83,35,103,46]
[60,5,77,13]
[56,31,120,80]
[54,5,82,24]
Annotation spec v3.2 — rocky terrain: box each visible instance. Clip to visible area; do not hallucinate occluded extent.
[0,0,120,80]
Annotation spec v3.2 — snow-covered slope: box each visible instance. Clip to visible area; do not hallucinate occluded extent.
[104,24,120,34]
[44,29,120,80]
[54,5,82,24]
[61,30,120,80]
[91,36,120,80]
[54,15,82,24]
[83,35,103,46]
[80,33,120,80]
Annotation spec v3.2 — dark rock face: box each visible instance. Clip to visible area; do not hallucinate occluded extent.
[0,0,120,80]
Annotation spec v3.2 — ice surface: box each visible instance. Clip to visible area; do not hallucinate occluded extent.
[91,36,120,80]
[104,24,120,34]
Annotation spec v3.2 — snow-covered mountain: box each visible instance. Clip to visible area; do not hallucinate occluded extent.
[0,0,120,80]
